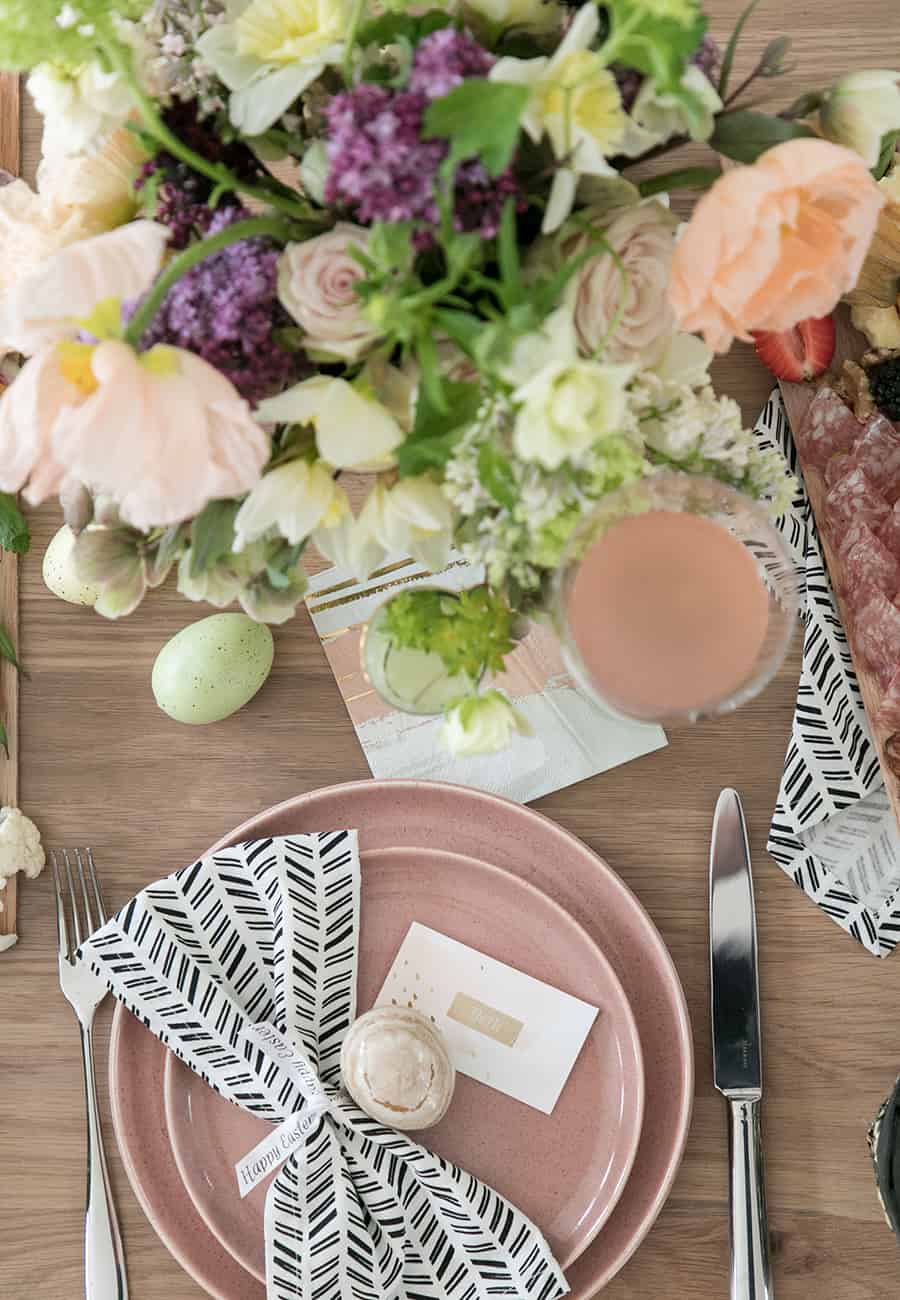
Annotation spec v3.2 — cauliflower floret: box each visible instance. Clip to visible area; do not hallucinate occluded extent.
[0,806,45,912]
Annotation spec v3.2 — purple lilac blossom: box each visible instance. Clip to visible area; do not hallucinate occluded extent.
[127,207,302,405]
[325,30,520,239]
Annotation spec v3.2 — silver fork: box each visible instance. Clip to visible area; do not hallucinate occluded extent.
[52,848,129,1300]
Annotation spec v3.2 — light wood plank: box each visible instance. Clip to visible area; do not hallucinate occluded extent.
[7,6,900,1299]
[0,70,20,942]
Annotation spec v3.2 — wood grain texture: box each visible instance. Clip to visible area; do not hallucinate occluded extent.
[0,71,20,941]
[6,6,900,1299]
[779,313,900,833]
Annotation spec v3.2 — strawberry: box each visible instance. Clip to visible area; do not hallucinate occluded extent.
[752,315,836,382]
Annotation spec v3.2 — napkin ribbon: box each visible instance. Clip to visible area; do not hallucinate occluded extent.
[77,832,569,1300]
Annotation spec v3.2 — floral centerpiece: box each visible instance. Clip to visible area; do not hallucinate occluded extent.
[0,0,895,747]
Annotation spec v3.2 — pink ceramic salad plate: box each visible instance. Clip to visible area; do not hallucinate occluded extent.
[109,779,693,1297]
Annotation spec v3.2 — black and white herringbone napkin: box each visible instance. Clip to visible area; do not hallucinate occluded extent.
[78,833,568,1300]
[761,391,900,956]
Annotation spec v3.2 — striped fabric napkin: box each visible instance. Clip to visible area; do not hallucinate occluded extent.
[762,391,900,956]
[77,833,569,1300]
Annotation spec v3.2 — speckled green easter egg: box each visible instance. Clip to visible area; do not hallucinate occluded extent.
[152,613,274,725]
[42,525,100,606]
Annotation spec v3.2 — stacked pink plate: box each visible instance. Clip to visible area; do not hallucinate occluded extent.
[110,779,693,1297]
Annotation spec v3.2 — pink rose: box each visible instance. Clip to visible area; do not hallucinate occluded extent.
[278,224,380,362]
[565,200,679,364]
[669,138,885,353]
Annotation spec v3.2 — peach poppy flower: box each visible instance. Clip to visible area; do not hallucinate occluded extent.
[668,139,885,352]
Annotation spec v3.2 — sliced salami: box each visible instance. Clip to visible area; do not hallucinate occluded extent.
[825,451,853,488]
[848,413,900,502]
[880,503,900,557]
[838,517,876,559]
[854,591,900,688]
[825,465,891,538]
[843,524,900,606]
[795,386,863,469]
[878,667,900,733]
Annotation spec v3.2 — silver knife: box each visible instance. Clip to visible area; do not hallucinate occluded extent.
[710,788,774,1300]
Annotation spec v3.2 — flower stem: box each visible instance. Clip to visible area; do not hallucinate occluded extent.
[342,0,368,84]
[100,37,323,223]
[123,217,295,348]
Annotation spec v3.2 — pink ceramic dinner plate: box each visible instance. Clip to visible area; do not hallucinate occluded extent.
[110,778,693,1298]
[162,844,644,1281]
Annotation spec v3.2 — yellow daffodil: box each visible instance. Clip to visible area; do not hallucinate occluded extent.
[490,5,626,233]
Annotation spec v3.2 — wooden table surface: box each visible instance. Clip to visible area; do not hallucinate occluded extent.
[5,6,900,1297]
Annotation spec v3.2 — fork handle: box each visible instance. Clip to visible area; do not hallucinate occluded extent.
[80,1025,129,1300]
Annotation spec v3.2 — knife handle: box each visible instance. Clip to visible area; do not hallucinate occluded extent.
[727,1096,773,1300]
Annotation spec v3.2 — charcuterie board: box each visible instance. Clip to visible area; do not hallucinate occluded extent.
[779,310,900,832]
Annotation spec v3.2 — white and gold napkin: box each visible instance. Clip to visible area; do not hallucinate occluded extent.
[78,832,569,1300]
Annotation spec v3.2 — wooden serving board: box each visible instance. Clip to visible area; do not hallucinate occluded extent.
[779,310,900,832]
[0,72,20,946]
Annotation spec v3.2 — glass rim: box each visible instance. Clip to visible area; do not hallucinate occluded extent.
[550,471,799,725]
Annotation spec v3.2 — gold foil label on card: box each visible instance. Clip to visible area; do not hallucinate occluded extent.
[447,993,523,1047]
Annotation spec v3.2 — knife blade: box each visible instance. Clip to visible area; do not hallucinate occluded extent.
[709,788,773,1300]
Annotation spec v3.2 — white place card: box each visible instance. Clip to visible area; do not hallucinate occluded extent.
[375,923,599,1115]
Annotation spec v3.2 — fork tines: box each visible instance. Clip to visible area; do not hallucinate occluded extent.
[51,848,108,962]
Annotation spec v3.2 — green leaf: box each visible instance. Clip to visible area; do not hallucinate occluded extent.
[357,8,452,47]
[397,378,483,476]
[874,130,900,181]
[782,89,824,120]
[710,109,816,163]
[718,0,761,98]
[638,165,722,197]
[189,499,239,577]
[0,720,8,759]
[477,442,517,510]
[0,621,25,677]
[0,493,29,555]
[423,81,529,178]
[604,0,707,93]
[434,308,485,358]
[265,563,292,590]
[497,200,523,307]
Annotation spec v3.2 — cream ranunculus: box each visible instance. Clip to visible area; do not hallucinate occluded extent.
[278,225,380,362]
[562,200,680,364]
[28,61,135,157]
[440,690,532,756]
[233,458,348,549]
[36,126,147,232]
[490,6,626,233]
[819,70,900,168]
[619,66,723,158]
[197,0,349,135]
[256,375,404,471]
[513,358,633,469]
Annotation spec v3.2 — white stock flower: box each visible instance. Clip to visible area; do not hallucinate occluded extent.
[490,6,626,232]
[197,0,350,135]
[29,60,135,157]
[233,458,347,549]
[501,307,579,387]
[652,332,713,386]
[278,225,380,362]
[255,375,404,471]
[441,690,532,757]
[619,65,723,158]
[819,70,900,168]
[512,358,633,469]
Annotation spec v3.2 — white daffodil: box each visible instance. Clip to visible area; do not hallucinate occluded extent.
[255,375,404,471]
[490,5,626,232]
[197,0,350,136]
[619,65,723,158]
[233,458,347,550]
[313,508,384,582]
[359,478,456,574]
[819,69,900,168]
[513,357,634,470]
[441,690,532,756]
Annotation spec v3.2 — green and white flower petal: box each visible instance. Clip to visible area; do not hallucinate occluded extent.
[441,690,532,756]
